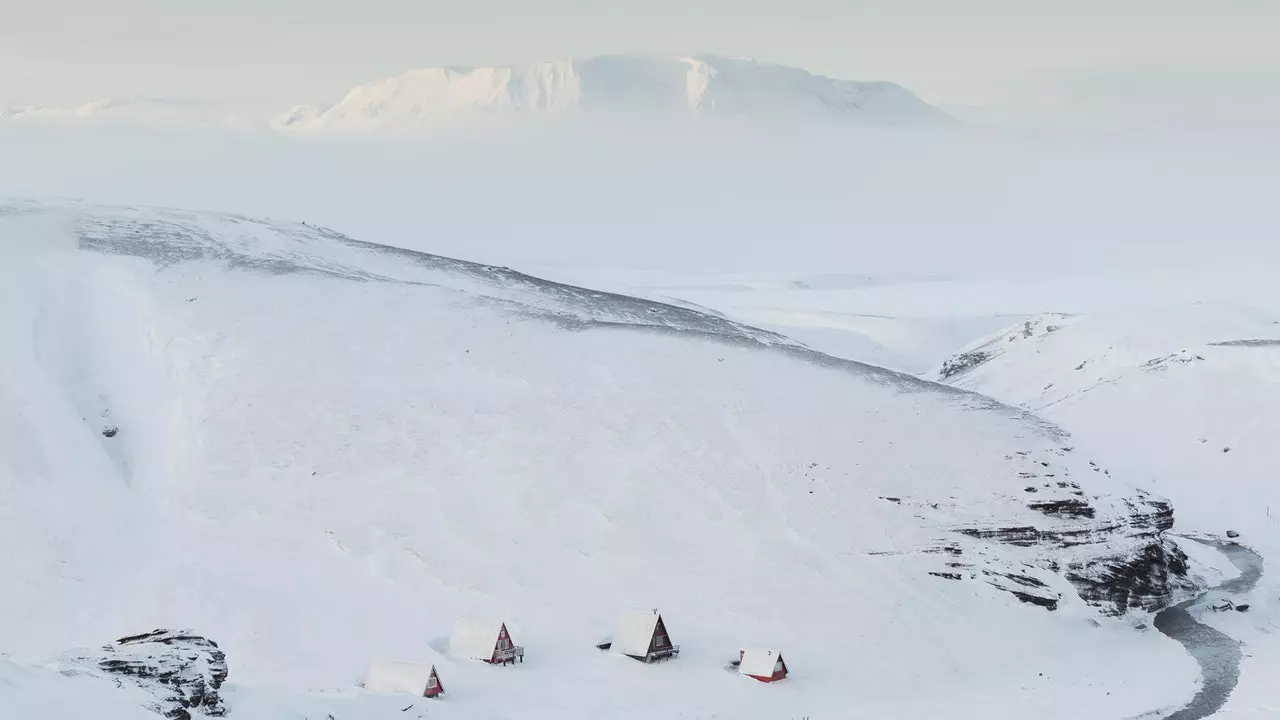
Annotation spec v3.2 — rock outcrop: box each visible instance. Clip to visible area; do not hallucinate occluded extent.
[65,629,228,720]
[1066,539,1194,615]
[956,490,1194,615]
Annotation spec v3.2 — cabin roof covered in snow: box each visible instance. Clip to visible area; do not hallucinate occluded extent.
[364,660,437,694]
[450,618,508,659]
[611,610,663,657]
[739,648,784,677]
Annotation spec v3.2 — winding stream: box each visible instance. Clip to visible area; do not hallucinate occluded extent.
[1152,540,1263,720]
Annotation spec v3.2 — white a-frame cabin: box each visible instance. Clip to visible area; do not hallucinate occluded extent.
[450,618,524,665]
[610,609,679,663]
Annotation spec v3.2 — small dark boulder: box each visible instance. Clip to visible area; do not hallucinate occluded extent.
[102,426,119,438]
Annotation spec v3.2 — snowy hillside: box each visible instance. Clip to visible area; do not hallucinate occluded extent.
[936,306,1280,535]
[274,55,949,134]
[937,307,1280,716]
[0,202,1211,719]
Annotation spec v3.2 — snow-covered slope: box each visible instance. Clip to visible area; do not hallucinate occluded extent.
[0,656,157,720]
[936,307,1280,535]
[937,307,1280,716]
[0,202,1204,719]
[274,55,948,134]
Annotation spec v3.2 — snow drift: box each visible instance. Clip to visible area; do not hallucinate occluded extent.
[274,54,949,134]
[0,201,1203,719]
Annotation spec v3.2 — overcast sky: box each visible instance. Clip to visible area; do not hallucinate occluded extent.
[3,0,1278,127]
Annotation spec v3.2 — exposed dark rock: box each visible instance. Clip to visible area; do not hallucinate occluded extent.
[1028,498,1096,519]
[1226,530,1240,539]
[929,571,963,580]
[983,571,1061,610]
[1124,498,1175,534]
[102,426,119,438]
[938,350,992,380]
[1210,339,1280,347]
[956,496,1192,615]
[956,524,1109,548]
[1066,539,1194,616]
[70,629,228,720]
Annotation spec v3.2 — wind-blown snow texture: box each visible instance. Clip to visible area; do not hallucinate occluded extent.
[1,202,1200,719]
[274,55,949,134]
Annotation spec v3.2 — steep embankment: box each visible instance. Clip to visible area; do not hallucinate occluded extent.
[1,202,1203,720]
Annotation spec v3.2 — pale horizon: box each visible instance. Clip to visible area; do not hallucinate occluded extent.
[4,1,1280,129]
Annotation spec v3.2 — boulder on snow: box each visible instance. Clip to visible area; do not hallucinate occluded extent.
[68,629,228,720]
[1226,530,1240,538]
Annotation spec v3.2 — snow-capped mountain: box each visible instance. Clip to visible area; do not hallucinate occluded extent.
[274,55,950,134]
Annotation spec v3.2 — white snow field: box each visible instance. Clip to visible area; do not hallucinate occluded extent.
[0,201,1211,719]
[0,656,157,720]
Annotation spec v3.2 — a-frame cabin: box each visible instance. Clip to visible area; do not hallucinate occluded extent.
[738,648,788,683]
[451,618,525,665]
[610,610,679,663]
[364,660,445,698]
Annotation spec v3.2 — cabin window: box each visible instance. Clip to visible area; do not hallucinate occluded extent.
[654,634,667,648]
[427,676,437,689]
[774,659,785,673]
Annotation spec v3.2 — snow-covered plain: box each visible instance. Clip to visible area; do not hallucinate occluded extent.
[0,201,1213,719]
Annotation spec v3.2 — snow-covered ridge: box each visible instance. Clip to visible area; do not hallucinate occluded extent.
[0,98,260,130]
[937,313,1077,381]
[274,54,950,134]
